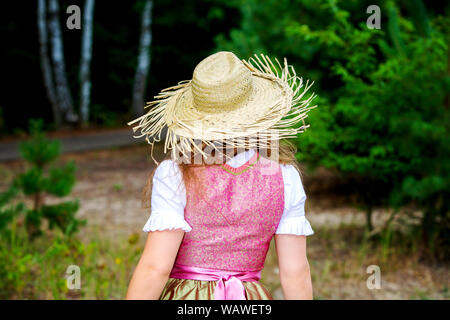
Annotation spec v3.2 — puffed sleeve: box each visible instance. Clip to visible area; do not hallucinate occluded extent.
[142,160,192,232]
[275,164,314,236]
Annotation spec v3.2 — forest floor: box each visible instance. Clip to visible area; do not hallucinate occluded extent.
[1,143,448,300]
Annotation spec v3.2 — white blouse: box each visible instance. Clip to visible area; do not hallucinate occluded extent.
[143,149,314,236]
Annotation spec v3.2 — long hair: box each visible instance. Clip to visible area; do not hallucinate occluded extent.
[141,139,302,209]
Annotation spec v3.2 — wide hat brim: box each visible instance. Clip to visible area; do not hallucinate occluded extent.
[166,74,292,141]
[128,53,317,160]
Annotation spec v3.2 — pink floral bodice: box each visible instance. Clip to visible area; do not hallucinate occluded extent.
[174,152,285,272]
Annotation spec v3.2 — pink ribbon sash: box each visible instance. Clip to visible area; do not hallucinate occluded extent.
[169,264,262,300]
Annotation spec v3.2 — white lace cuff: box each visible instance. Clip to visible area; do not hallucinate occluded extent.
[142,211,192,232]
[275,216,314,236]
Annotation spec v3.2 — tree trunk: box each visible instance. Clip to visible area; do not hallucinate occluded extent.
[48,0,77,123]
[33,192,43,212]
[366,204,374,232]
[132,0,153,117]
[37,0,61,127]
[79,0,95,126]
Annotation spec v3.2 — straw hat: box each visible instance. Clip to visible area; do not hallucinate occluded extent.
[128,51,316,160]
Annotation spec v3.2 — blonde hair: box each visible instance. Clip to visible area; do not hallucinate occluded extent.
[141,140,302,209]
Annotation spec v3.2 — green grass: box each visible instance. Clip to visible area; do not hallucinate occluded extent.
[112,183,123,191]
[0,222,143,299]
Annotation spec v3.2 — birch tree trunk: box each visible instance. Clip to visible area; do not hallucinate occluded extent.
[132,0,153,117]
[79,0,95,125]
[37,0,61,127]
[48,0,77,122]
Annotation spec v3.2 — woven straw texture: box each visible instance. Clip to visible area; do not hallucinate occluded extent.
[128,51,317,161]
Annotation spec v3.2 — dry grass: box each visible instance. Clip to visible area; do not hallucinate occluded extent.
[262,225,449,300]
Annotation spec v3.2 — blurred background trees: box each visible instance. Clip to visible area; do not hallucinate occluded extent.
[0,0,238,131]
[79,0,95,125]
[131,0,153,117]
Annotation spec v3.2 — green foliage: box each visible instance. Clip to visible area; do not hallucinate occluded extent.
[46,161,77,197]
[216,0,385,92]
[41,201,82,236]
[0,226,143,299]
[11,119,84,238]
[329,20,448,257]
[218,0,449,257]
[19,119,60,168]
[17,167,44,196]
[0,185,24,234]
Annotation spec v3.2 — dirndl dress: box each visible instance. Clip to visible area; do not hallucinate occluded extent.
[145,151,314,300]
[157,152,282,300]
[159,278,272,300]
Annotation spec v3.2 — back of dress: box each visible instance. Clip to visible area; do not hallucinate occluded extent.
[175,151,285,272]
